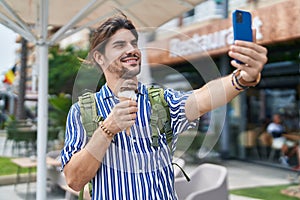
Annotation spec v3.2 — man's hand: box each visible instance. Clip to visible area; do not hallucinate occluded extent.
[104,99,138,134]
[186,37,268,121]
[228,40,268,82]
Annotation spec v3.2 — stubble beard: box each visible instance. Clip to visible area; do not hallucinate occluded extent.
[107,59,141,79]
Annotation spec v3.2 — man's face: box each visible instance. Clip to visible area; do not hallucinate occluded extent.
[273,114,281,124]
[100,28,141,79]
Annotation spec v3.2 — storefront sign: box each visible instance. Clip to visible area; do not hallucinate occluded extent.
[169,16,263,58]
[147,0,300,65]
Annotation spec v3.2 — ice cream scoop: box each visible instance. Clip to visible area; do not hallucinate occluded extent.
[118,89,137,136]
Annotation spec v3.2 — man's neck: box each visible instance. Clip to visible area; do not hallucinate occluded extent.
[106,76,138,95]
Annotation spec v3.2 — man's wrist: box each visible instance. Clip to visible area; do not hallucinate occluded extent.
[85,124,112,162]
[99,121,115,140]
[234,69,261,87]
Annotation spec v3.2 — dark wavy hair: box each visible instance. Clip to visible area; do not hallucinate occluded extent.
[90,13,138,55]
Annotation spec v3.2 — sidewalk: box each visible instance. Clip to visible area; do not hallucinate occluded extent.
[1,131,298,199]
[0,182,66,200]
[1,159,296,200]
[185,160,297,200]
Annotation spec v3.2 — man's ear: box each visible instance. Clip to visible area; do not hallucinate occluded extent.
[93,51,104,66]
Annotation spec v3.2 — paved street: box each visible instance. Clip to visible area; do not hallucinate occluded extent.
[1,131,298,200]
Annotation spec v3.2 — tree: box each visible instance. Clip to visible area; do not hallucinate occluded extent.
[16,37,27,120]
[48,45,87,95]
[48,45,105,130]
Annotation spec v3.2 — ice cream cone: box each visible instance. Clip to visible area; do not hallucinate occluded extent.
[118,90,137,136]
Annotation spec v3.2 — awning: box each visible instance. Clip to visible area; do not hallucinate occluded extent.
[0,0,205,44]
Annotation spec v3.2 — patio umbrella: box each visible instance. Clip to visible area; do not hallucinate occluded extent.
[0,0,205,199]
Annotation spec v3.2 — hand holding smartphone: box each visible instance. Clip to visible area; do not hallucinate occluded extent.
[232,10,253,64]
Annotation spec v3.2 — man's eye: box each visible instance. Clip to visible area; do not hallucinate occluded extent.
[132,41,138,47]
[114,43,124,48]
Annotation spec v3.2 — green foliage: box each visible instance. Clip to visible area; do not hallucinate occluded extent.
[48,45,89,95]
[49,93,72,129]
[48,44,106,133]
[230,184,300,200]
[3,115,16,129]
[48,44,105,96]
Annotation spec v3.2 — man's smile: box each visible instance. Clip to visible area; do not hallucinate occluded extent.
[120,54,140,65]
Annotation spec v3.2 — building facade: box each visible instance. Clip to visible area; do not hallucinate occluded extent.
[146,0,300,168]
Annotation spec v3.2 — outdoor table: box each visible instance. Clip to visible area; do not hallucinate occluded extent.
[11,157,61,198]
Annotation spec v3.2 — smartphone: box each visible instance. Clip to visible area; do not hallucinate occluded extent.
[232,10,253,63]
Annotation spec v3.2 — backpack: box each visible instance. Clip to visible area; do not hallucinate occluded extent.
[78,86,173,148]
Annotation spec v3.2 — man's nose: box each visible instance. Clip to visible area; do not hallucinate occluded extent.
[125,43,137,54]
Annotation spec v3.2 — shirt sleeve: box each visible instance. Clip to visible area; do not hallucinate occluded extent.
[266,123,273,134]
[164,88,197,136]
[60,103,88,169]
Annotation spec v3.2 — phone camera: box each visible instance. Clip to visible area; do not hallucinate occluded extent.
[236,12,243,23]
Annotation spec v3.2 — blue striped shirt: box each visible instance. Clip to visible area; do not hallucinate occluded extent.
[61,82,196,200]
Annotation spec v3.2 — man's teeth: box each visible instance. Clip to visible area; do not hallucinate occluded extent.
[124,59,137,63]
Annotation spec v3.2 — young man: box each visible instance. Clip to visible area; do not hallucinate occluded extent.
[61,14,267,199]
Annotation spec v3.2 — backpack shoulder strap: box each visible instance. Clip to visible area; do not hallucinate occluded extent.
[78,92,103,137]
[148,86,173,148]
[78,92,101,199]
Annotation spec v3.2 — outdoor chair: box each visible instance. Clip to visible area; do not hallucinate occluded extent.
[175,163,228,200]
[3,120,36,156]
[3,126,15,155]
[257,131,272,160]
[47,127,60,151]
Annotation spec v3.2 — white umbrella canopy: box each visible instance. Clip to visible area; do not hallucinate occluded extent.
[0,0,205,199]
[0,0,205,43]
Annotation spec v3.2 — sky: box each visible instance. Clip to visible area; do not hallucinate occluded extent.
[0,24,18,77]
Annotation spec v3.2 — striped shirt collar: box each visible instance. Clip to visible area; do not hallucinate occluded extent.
[98,82,146,100]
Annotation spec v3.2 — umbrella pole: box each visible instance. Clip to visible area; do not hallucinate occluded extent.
[36,43,49,200]
[36,0,49,199]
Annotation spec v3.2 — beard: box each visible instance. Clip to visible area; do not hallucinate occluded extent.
[106,59,141,79]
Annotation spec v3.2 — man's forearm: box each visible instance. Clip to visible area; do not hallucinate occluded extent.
[64,127,112,191]
[186,74,241,121]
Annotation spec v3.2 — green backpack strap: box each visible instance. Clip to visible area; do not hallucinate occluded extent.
[78,92,103,137]
[148,87,190,182]
[148,86,173,149]
[78,189,84,200]
[78,92,102,199]
[78,183,93,200]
